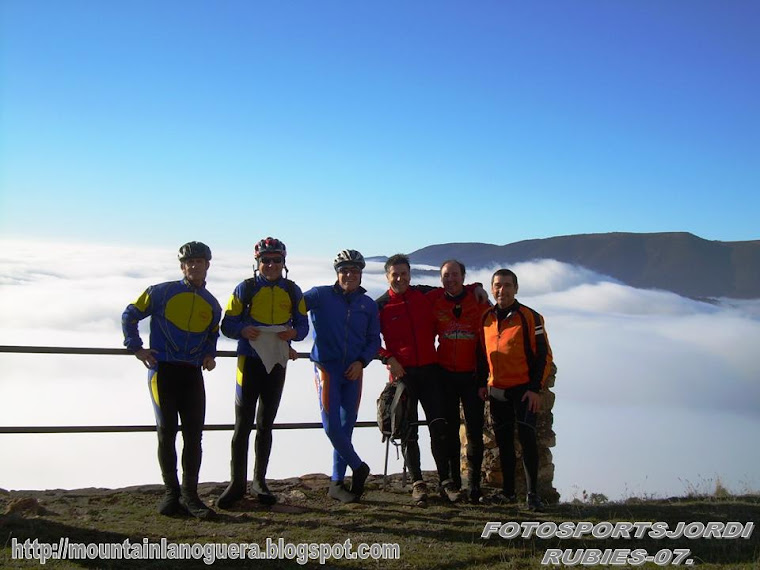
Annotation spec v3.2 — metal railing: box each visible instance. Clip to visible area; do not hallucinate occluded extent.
[0,345,380,434]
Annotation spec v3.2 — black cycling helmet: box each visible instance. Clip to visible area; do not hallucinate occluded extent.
[178,241,212,262]
[333,249,366,271]
[254,237,287,259]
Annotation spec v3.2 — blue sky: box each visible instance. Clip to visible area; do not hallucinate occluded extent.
[1,0,758,259]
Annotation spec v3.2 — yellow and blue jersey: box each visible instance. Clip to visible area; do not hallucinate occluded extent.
[221,275,309,357]
[122,279,222,367]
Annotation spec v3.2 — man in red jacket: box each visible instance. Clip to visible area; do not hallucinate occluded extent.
[429,260,490,504]
[377,254,486,504]
[377,254,449,504]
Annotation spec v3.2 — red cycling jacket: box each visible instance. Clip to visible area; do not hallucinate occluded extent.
[427,288,490,373]
[376,286,438,368]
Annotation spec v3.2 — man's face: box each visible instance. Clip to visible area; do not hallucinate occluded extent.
[387,263,410,294]
[258,254,284,282]
[440,262,464,296]
[181,257,210,287]
[337,265,362,293]
[491,274,518,308]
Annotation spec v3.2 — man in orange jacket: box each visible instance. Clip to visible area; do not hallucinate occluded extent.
[480,268,552,511]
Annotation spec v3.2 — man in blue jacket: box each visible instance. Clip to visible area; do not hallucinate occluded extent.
[122,241,222,519]
[304,249,381,503]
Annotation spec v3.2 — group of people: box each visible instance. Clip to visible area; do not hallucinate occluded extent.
[121,239,552,519]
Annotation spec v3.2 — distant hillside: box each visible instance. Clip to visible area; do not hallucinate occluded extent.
[383,232,760,299]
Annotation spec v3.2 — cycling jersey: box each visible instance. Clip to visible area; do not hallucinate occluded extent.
[221,274,309,357]
[122,278,221,366]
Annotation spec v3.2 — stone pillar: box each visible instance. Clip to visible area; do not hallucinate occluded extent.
[461,364,559,503]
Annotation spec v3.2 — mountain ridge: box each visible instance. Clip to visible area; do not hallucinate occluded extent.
[371,232,760,299]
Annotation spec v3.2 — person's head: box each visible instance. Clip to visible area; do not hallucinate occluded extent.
[178,241,212,287]
[440,259,465,296]
[254,237,287,282]
[333,249,366,293]
[491,269,518,308]
[385,253,411,295]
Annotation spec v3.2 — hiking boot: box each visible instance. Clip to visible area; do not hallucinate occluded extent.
[250,479,277,506]
[179,494,215,520]
[216,482,245,509]
[350,462,370,497]
[439,479,460,503]
[411,480,429,503]
[491,491,518,505]
[328,481,358,503]
[467,487,485,505]
[158,489,181,516]
[527,493,544,512]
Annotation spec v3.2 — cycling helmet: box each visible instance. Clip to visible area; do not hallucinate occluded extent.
[333,249,366,271]
[178,241,212,262]
[254,237,287,259]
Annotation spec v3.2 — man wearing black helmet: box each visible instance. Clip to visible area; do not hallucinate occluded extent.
[217,237,309,509]
[303,249,381,503]
[122,241,222,519]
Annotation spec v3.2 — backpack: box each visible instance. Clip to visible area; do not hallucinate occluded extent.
[241,277,300,322]
[376,381,414,445]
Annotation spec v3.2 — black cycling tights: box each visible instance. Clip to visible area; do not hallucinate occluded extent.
[150,362,206,490]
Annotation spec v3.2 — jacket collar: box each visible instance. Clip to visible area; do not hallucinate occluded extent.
[182,278,205,290]
[332,282,367,297]
[255,273,284,287]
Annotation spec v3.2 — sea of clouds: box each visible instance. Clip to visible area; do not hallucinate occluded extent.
[1,239,759,500]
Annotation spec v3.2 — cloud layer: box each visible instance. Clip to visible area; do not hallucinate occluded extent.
[1,240,758,499]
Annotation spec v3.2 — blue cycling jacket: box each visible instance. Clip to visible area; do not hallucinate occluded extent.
[122,279,222,367]
[221,274,309,357]
[304,283,381,367]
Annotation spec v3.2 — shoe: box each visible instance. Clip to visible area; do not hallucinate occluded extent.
[527,493,544,512]
[467,487,485,505]
[350,462,370,497]
[250,479,277,506]
[411,480,429,503]
[216,482,245,509]
[328,481,358,503]
[179,494,215,520]
[439,479,460,503]
[491,491,518,505]
[158,489,180,516]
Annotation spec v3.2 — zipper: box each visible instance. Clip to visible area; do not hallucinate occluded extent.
[343,294,351,366]
[403,295,418,366]
[269,284,275,324]
[184,285,197,357]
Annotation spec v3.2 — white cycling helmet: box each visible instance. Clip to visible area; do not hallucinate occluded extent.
[333,249,366,271]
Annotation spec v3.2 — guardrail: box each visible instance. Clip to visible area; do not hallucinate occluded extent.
[0,345,379,434]
[1,345,424,486]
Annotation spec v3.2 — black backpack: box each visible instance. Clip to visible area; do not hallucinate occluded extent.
[377,381,413,445]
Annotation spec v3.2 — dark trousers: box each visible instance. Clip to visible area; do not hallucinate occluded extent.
[441,369,485,490]
[490,384,539,495]
[399,364,450,483]
[148,362,206,493]
[229,355,287,485]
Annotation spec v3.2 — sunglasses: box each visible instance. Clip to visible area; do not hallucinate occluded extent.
[339,267,362,276]
[260,256,283,265]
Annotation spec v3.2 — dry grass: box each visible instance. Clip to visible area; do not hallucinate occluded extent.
[2,473,759,569]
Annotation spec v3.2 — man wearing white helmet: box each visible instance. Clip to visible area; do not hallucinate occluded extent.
[303,249,381,503]
[122,241,222,519]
